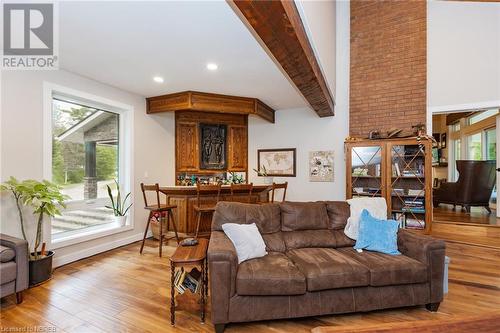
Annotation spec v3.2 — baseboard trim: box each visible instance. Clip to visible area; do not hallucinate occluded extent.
[52,231,151,268]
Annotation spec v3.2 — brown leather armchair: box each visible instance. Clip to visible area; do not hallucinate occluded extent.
[433,160,496,213]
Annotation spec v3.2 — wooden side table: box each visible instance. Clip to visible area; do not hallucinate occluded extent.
[169,238,209,326]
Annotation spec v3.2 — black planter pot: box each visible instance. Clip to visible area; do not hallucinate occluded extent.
[29,251,54,286]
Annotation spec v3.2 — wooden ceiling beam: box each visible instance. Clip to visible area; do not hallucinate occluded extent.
[146,91,275,123]
[229,0,335,117]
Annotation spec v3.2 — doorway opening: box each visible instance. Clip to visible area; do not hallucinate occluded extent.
[432,108,498,226]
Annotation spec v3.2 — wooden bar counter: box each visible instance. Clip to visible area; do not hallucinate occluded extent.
[160,185,271,235]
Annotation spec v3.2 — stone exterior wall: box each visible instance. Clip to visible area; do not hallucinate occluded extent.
[84,114,118,142]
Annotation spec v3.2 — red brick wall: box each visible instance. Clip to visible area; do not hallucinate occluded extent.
[350,1,427,137]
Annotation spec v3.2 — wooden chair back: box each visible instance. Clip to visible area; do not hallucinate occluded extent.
[196,183,222,207]
[271,182,288,203]
[230,183,254,202]
[140,183,161,209]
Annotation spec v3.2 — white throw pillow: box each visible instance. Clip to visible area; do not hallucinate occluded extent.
[344,197,387,240]
[222,223,268,264]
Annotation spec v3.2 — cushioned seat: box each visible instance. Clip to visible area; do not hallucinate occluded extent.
[0,261,17,284]
[286,248,370,291]
[236,252,306,296]
[0,245,16,263]
[337,247,427,286]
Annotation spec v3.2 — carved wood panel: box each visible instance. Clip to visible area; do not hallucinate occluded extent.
[228,125,248,171]
[176,122,198,171]
[175,111,248,176]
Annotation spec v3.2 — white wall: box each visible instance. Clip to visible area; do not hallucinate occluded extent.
[428,1,500,112]
[296,0,336,97]
[248,1,349,201]
[0,69,175,266]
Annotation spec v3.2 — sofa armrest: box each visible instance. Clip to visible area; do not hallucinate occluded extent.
[0,233,29,292]
[397,230,446,303]
[208,231,238,324]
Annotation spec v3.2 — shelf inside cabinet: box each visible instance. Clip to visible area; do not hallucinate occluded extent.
[352,192,382,197]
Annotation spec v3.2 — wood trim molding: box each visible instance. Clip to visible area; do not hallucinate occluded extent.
[229,0,335,117]
[146,90,275,123]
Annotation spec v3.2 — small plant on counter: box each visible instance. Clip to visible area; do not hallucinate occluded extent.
[105,179,132,217]
[253,165,268,177]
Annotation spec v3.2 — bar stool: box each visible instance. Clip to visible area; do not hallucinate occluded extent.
[230,183,254,203]
[271,182,288,203]
[139,183,180,257]
[193,183,222,239]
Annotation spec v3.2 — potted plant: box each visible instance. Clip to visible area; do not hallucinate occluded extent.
[1,177,69,286]
[253,165,273,184]
[105,179,132,226]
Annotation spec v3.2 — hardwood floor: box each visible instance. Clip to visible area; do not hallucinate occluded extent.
[1,239,500,333]
[433,204,499,226]
[432,204,500,249]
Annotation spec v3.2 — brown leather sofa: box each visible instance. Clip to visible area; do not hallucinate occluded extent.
[0,234,29,304]
[208,201,446,333]
[433,160,496,213]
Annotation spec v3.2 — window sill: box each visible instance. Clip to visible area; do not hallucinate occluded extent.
[50,221,134,250]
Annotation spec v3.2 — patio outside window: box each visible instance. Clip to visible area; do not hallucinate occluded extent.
[51,98,120,237]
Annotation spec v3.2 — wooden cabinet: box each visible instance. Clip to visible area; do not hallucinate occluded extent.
[175,111,248,180]
[345,137,433,233]
[176,122,198,172]
[227,126,247,171]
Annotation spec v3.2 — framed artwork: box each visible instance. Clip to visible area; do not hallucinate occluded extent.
[257,148,296,177]
[199,123,227,170]
[309,151,334,182]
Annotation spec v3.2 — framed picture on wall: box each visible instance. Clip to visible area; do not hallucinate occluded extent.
[257,148,296,177]
[309,151,334,182]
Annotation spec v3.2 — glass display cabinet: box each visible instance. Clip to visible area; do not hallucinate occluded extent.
[345,137,433,233]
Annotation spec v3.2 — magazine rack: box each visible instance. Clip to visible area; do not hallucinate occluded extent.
[169,238,209,326]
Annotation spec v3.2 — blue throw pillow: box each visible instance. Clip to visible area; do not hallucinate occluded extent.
[354,209,401,255]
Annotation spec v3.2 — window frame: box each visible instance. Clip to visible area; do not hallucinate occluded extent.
[43,82,134,249]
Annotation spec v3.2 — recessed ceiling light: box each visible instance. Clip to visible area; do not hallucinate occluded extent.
[206,63,218,71]
[153,76,164,83]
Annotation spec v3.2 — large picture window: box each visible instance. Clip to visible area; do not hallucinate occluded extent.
[48,90,132,243]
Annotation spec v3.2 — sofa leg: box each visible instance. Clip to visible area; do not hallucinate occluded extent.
[214,324,226,333]
[16,291,23,304]
[464,205,471,213]
[426,302,440,312]
[485,206,492,214]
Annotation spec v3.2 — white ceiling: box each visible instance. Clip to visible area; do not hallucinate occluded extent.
[59,1,306,110]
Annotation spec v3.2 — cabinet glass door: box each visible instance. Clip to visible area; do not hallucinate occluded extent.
[390,143,426,230]
[350,146,383,198]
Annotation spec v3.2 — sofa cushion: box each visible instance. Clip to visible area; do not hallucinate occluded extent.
[212,202,281,234]
[337,247,428,286]
[0,261,17,283]
[325,201,351,230]
[282,230,336,250]
[236,252,306,296]
[261,233,286,253]
[280,202,329,231]
[0,245,15,263]
[286,248,370,291]
[282,230,354,250]
[222,223,267,264]
[212,202,285,252]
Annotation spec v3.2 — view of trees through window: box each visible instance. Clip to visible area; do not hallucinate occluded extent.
[52,99,119,201]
